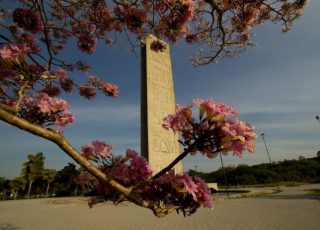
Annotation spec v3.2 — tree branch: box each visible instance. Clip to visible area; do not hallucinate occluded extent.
[0,107,169,216]
[152,148,190,179]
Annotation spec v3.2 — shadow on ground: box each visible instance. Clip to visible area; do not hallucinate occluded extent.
[259,193,320,200]
[0,223,21,230]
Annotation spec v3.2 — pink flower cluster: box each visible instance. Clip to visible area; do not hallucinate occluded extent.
[155,0,195,41]
[76,148,152,189]
[231,4,262,33]
[75,146,212,215]
[118,6,147,35]
[79,85,96,100]
[79,76,119,99]
[0,43,29,60]
[155,171,213,211]
[108,149,152,185]
[12,8,43,34]
[163,98,256,157]
[163,104,193,133]
[193,98,238,119]
[21,93,74,131]
[77,34,97,54]
[222,119,256,156]
[98,82,119,97]
[81,141,113,159]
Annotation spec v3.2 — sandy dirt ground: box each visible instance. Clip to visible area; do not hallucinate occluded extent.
[0,184,319,230]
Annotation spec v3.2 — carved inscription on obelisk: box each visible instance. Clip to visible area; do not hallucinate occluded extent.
[141,35,182,174]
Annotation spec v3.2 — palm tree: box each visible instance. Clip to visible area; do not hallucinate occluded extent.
[21,152,45,198]
[43,169,56,197]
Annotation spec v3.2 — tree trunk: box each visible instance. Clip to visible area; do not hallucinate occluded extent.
[81,185,84,196]
[74,184,78,196]
[2,189,7,200]
[27,179,34,198]
[45,182,50,197]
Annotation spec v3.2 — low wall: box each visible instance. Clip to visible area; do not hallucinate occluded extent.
[207,183,218,191]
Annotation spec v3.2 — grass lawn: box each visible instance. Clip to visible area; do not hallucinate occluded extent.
[306,189,320,197]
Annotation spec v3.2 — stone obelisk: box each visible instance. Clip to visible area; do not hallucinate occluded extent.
[141,34,182,174]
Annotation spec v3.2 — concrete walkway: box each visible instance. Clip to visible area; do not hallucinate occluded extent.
[0,184,319,230]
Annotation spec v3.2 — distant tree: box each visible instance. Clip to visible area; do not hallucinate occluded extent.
[298,156,306,161]
[0,177,5,190]
[187,169,197,177]
[9,177,26,199]
[238,174,256,186]
[317,151,320,158]
[53,163,79,197]
[43,169,57,197]
[21,152,45,198]
[0,177,7,199]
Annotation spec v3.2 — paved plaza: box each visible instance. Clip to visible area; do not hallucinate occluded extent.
[0,184,319,230]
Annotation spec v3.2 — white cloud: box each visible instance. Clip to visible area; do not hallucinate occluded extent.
[71,103,140,124]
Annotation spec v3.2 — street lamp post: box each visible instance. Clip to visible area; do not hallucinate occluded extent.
[260,132,280,191]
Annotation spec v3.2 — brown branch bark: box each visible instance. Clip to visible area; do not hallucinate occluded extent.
[152,148,190,179]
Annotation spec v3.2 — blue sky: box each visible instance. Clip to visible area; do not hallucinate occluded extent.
[1,1,320,179]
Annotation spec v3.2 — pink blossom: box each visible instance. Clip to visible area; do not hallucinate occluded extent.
[56,68,67,79]
[156,170,178,185]
[12,8,43,33]
[163,98,255,159]
[102,150,153,185]
[129,155,152,183]
[76,61,90,73]
[77,34,97,54]
[54,112,75,128]
[109,164,130,184]
[60,78,74,93]
[155,0,195,41]
[41,84,61,97]
[222,119,256,156]
[179,173,198,200]
[98,82,119,97]
[79,85,96,99]
[20,93,74,129]
[113,155,123,163]
[126,149,138,159]
[156,171,213,210]
[20,33,38,43]
[81,145,94,159]
[81,141,113,159]
[163,104,193,132]
[122,7,147,35]
[193,177,213,209]
[92,141,113,158]
[193,98,238,120]
[0,44,25,59]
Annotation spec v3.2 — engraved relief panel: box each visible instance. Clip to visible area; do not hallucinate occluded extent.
[151,84,173,104]
[153,132,176,153]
